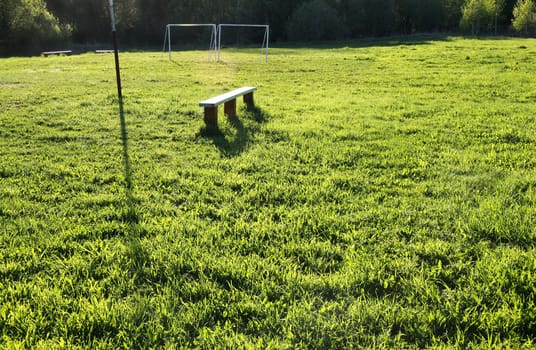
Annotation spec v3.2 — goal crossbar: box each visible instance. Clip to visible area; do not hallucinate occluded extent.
[163,24,218,61]
[217,24,269,63]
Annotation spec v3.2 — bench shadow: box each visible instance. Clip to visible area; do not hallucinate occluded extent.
[196,105,269,157]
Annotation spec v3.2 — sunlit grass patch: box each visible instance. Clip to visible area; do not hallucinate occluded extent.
[1,37,535,348]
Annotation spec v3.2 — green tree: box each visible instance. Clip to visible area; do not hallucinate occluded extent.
[5,0,524,51]
[512,0,536,33]
[395,0,445,33]
[45,0,139,43]
[341,0,396,36]
[286,0,347,41]
[460,0,490,33]
[443,0,465,29]
[127,0,170,44]
[261,0,304,40]
[504,0,520,22]
[1,0,70,54]
[486,0,506,33]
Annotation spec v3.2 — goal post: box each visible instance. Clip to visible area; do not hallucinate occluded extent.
[217,24,269,63]
[163,24,218,61]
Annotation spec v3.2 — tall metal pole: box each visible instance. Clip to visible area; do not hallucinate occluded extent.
[109,0,122,99]
[218,24,222,62]
[266,26,269,64]
[162,25,168,57]
[168,25,171,60]
[109,0,133,195]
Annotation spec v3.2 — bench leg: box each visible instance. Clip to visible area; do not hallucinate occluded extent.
[224,99,237,119]
[204,107,218,126]
[243,92,254,107]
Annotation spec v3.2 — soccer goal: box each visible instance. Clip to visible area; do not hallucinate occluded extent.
[163,24,218,61]
[217,24,269,63]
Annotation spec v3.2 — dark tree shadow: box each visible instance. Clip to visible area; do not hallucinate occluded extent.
[273,34,452,51]
[196,105,270,157]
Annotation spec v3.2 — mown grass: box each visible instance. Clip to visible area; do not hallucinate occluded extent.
[1,36,536,348]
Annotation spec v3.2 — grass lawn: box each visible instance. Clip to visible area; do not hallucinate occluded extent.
[1,36,536,348]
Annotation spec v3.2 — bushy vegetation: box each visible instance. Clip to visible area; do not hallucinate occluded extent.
[512,0,536,34]
[0,0,70,55]
[1,37,535,348]
[286,0,348,41]
[2,0,536,55]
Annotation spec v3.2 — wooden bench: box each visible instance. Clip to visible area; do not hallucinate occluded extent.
[199,86,256,126]
[42,50,72,57]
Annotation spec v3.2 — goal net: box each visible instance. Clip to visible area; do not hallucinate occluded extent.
[163,24,218,61]
[217,24,269,63]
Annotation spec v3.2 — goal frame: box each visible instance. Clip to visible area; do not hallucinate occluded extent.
[163,24,218,61]
[217,24,269,63]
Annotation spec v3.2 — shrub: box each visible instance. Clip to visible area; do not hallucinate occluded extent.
[460,0,490,34]
[512,0,536,34]
[286,0,347,41]
[1,0,71,55]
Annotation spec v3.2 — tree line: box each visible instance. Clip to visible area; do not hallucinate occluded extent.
[1,0,535,55]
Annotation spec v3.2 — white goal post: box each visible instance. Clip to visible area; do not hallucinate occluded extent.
[163,24,218,61]
[217,24,269,63]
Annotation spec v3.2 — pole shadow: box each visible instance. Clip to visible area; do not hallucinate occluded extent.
[117,97,149,284]
[117,97,139,226]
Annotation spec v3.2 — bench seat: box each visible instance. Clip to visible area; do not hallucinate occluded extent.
[42,50,72,57]
[199,86,256,126]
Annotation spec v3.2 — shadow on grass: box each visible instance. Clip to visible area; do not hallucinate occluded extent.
[117,97,140,228]
[196,105,270,157]
[117,97,152,286]
[273,34,453,51]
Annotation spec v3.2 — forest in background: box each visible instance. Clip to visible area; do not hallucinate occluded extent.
[1,0,536,55]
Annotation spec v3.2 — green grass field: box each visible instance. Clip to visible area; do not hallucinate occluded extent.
[1,36,536,348]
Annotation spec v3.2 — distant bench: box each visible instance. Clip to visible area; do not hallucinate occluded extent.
[41,50,72,57]
[199,86,256,126]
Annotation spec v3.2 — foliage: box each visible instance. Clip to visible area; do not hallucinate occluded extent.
[460,0,513,33]
[512,0,536,33]
[341,0,398,36]
[489,0,507,33]
[0,0,531,55]
[442,0,467,28]
[396,0,446,33]
[286,0,347,41]
[44,0,137,44]
[460,0,489,33]
[1,37,536,348]
[0,0,70,54]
